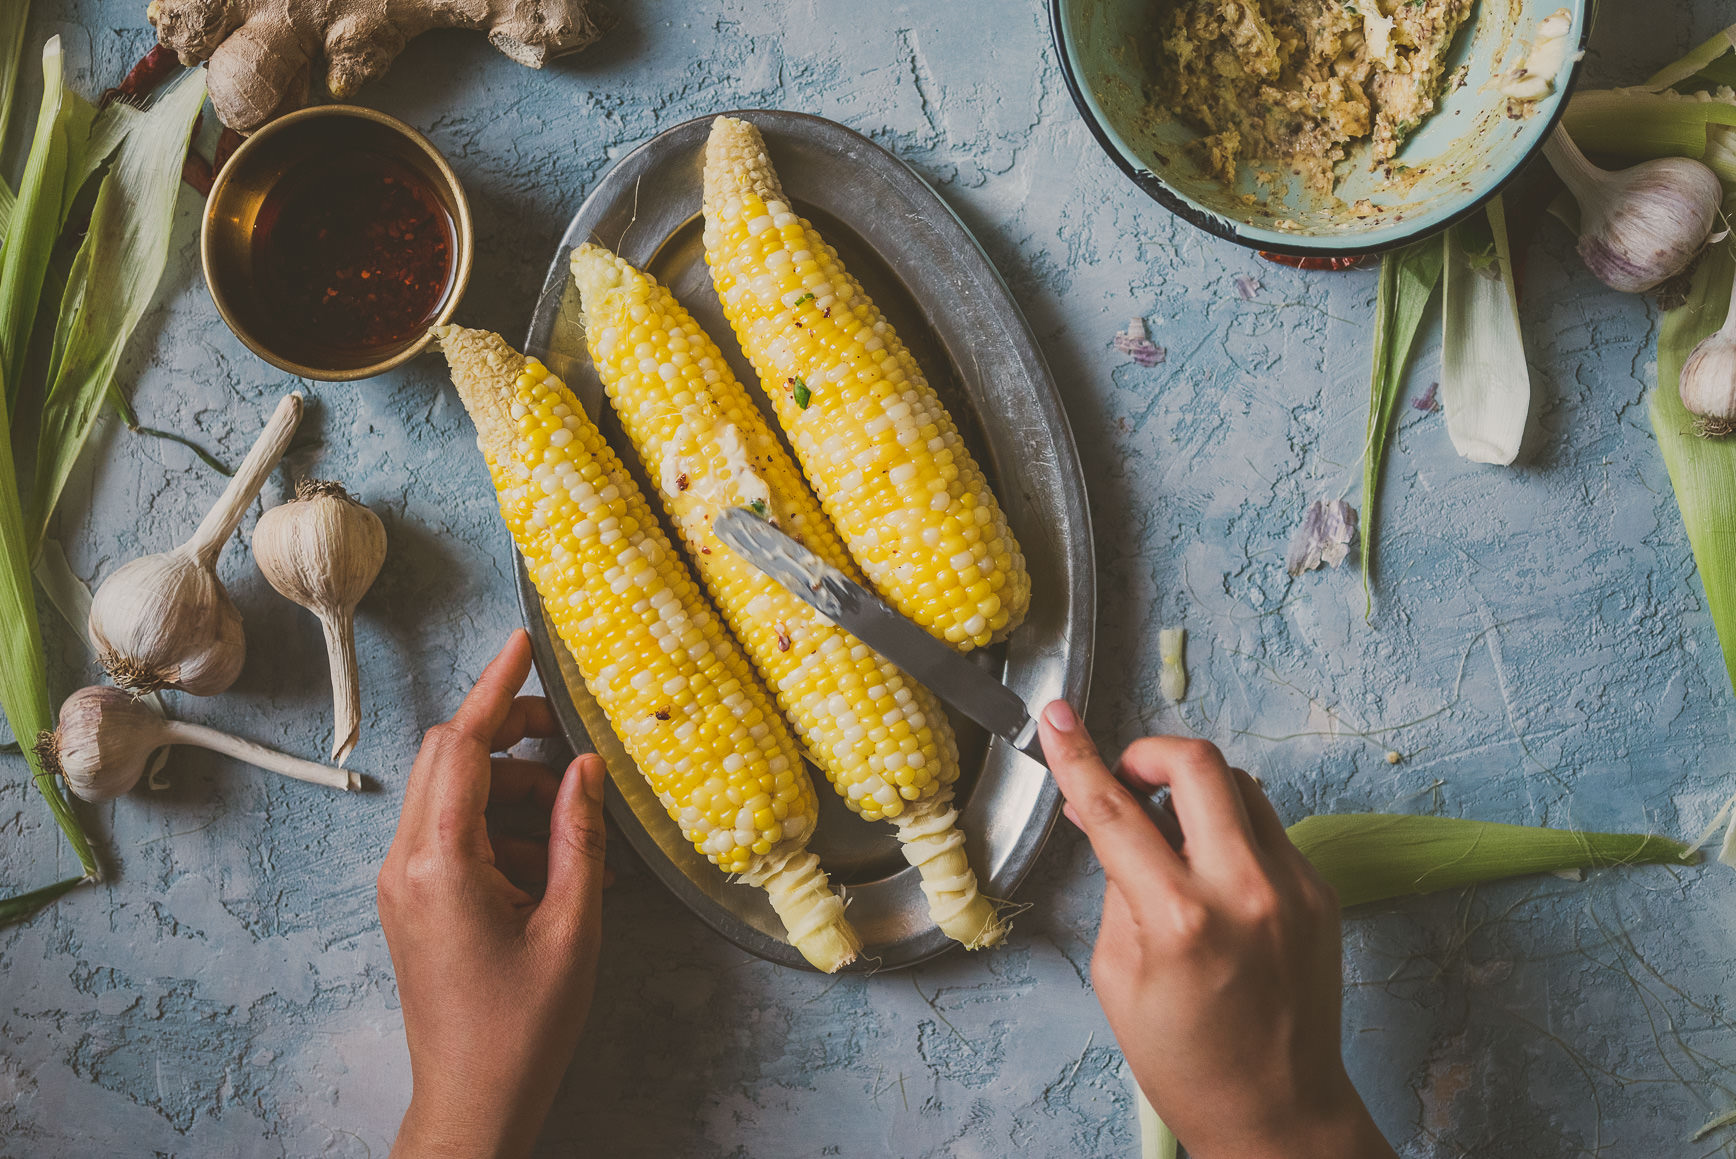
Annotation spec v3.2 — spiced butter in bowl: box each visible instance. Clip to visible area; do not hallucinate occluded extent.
[202,106,473,381]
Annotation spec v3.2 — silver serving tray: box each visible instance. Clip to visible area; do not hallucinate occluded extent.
[516,110,1093,970]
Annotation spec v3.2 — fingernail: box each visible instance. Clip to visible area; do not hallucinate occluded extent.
[1043,700,1078,732]
[576,754,606,803]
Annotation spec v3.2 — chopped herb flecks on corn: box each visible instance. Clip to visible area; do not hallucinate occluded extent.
[433,324,859,970]
[570,247,1006,949]
[702,115,1030,653]
[571,243,960,824]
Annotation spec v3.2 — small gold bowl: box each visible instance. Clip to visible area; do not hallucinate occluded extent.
[202,105,473,382]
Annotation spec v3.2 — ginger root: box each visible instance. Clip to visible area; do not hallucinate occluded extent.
[147,0,610,132]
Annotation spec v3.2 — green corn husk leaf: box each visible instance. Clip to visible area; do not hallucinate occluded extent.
[0,355,94,876]
[1361,240,1443,612]
[0,0,29,160]
[0,873,87,929]
[1564,89,1736,164]
[1651,238,1736,692]
[1439,196,1530,465]
[1137,1089,1178,1159]
[1287,814,1697,908]
[1644,25,1735,92]
[0,38,93,407]
[29,66,206,551]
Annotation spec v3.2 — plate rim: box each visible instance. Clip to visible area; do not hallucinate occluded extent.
[515,108,1096,970]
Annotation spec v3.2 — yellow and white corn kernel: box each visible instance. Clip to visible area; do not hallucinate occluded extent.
[702,118,1030,651]
[573,245,959,823]
[485,357,815,872]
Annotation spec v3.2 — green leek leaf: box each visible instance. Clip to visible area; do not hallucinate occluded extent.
[1361,240,1442,612]
[1288,814,1697,908]
[29,66,207,552]
[1439,196,1530,465]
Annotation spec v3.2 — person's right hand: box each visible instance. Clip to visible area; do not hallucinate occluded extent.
[1037,701,1396,1159]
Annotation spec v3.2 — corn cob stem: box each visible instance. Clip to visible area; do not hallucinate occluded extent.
[894,790,1006,948]
[433,324,859,971]
[571,244,1009,951]
[740,849,861,972]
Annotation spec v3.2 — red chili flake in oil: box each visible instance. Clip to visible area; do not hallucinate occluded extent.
[253,151,454,351]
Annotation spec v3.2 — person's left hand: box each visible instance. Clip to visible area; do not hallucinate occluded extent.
[378,629,608,1159]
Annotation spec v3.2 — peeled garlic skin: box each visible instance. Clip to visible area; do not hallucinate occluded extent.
[52,687,158,802]
[1579,158,1723,293]
[88,551,245,696]
[1681,328,1736,438]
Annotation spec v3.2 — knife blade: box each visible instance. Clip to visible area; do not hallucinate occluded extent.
[712,506,1047,766]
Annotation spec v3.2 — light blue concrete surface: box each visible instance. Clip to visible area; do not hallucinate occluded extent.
[4,2,1736,1156]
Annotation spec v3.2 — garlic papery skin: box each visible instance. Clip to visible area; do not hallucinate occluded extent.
[1543,125,1724,294]
[253,480,386,765]
[39,685,360,802]
[88,393,303,695]
[1680,267,1736,439]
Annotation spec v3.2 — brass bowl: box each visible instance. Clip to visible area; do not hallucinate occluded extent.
[202,105,473,381]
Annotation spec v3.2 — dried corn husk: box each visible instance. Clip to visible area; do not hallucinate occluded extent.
[1288,814,1696,908]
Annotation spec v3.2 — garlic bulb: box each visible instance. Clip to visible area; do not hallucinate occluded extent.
[88,393,303,695]
[1680,266,1736,439]
[253,480,387,765]
[39,686,359,802]
[1543,125,1723,294]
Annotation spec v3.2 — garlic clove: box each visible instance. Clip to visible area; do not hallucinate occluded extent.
[40,684,360,802]
[89,550,245,695]
[39,686,163,801]
[1544,126,1724,294]
[253,479,387,764]
[85,393,303,697]
[1680,267,1736,439]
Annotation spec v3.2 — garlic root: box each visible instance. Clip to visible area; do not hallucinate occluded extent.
[253,479,386,765]
[41,685,358,802]
[88,393,304,695]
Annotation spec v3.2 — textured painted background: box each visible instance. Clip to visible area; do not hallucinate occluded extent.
[4,2,1736,1156]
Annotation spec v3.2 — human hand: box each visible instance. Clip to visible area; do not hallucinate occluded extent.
[1037,701,1395,1159]
[378,629,607,1159]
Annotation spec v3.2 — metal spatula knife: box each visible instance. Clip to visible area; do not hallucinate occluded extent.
[712,506,1047,767]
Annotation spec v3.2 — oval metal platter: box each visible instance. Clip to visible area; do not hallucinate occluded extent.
[517,110,1094,971]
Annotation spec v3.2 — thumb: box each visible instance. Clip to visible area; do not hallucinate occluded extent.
[536,754,608,941]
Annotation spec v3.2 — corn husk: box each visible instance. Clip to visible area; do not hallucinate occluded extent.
[1439,196,1530,465]
[1137,1089,1177,1159]
[1653,238,1736,689]
[0,38,90,406]
[1361,241,1443,611]
[28,66,206,549]
[1644,25,1736,93]
[1288,814,1697,908]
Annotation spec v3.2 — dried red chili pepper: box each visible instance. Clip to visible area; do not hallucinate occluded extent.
[100,43,178,108]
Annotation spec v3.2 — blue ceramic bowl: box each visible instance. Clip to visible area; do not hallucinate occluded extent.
[1051,0,1591,256]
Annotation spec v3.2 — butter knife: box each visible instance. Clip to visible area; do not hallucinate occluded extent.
[712,506,1047,767]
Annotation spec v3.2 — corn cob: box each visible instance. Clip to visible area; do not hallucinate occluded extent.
[433,324,860,972]
[570,245,1008,949]
[701,115,1031,653]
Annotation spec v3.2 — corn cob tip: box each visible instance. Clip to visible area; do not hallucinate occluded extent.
[704,115,786,212]
[569,243,628,307]
[432,325,532,461]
